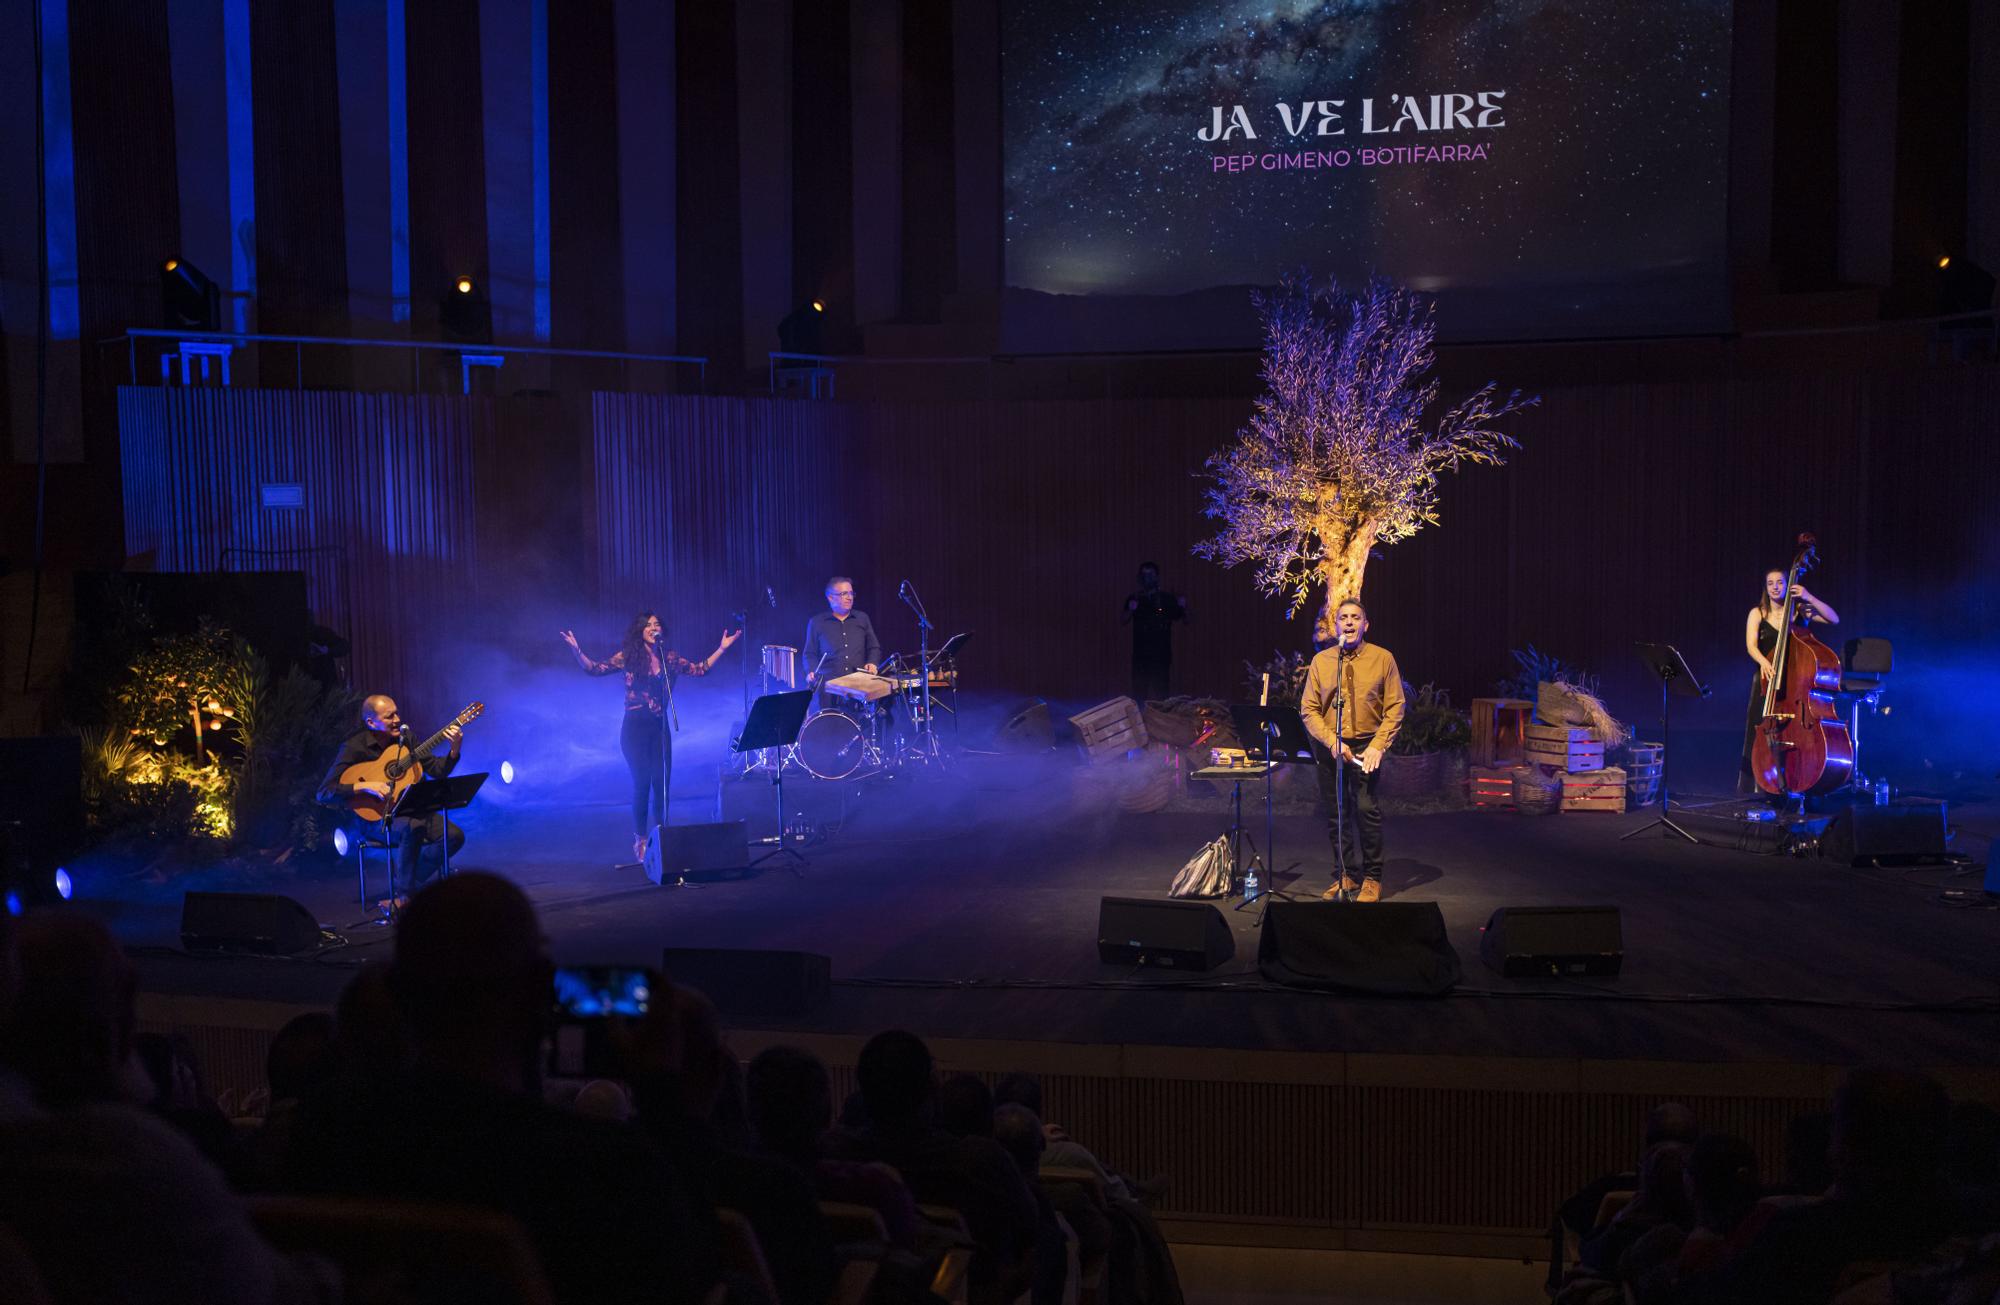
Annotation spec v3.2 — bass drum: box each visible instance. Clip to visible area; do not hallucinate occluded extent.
[795,710,867,780]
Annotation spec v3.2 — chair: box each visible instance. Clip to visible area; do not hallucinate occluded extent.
[716,1208,782,1305]
[1840,637,1893,790]
[818,1200,892,1247]
[915,1205,975,1305]
[1038,1168,1109,1302]
[248,1195,555,1305]
[336,820,395,905]
[1591,1189,1637,1232]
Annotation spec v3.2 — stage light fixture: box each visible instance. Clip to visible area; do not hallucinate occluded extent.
[3,891,20,918]
[1938,252,1996,316]
[500,760,515,784]
[777,299,827,354]
[53,868,72,901]
[440,275,492,343]
[160,257,221,331]
[332,828,351,858]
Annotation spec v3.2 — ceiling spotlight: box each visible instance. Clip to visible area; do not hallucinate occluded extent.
[810,299,825,313]
[1938,255,1951,270]
[441,276,492,342]
[500,760,516,784]
[161,258,220,331]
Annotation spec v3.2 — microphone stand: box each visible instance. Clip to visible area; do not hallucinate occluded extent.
[1330,648,1352,901]
[898,582,942,766]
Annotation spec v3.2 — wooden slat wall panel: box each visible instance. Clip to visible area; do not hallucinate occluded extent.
[591,394,860,643]
[117,387,481,715]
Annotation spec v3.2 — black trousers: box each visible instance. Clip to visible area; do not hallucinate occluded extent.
[377,814,464,898]
[619,709,672,837]
[1131,660,1171,703]
[1314,739,1384,882]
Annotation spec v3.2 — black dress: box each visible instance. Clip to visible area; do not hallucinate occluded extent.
[1736,617,1781,795]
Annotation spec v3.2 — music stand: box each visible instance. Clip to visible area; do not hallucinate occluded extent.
[735,690,814,873]
[1623,642,1709,844]
[386,772,488,903]
[1226,704,1316,915]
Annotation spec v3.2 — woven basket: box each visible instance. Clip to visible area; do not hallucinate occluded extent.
[1512,766,1562,815]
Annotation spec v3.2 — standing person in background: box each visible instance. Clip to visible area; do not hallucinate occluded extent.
[1122,562,1187,702]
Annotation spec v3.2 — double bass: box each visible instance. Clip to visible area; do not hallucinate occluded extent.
[1750,534,1852,796]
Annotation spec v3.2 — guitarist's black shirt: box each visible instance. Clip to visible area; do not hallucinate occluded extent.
[317,727,461,811]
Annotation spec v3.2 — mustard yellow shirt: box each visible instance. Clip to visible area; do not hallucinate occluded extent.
[1299,642,1405,753]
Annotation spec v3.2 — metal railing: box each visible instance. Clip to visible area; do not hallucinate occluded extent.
[112,328,708,394]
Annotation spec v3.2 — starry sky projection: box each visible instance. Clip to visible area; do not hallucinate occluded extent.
[1002,0,1732,319]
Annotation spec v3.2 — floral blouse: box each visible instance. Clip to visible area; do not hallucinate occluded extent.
[581,646,708,717]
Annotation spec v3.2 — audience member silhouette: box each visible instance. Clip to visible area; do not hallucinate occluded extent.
[1694,1067,1969,1305]
[825,1029,1038,1305]
[746,1043,923,1249]
[280,872,718,1305]
[939,1072,996,1138]
[0,911,335,1303]
[640,984,835,1305]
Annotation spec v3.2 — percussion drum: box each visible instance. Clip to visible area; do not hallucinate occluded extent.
[796,711,867,780]
[824,672,895,703]
[761,644,799,689]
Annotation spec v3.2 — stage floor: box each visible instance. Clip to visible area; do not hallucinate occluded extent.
[89,751,2000,1070]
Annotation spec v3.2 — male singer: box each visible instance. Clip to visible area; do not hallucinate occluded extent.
[1298,600,1405,902]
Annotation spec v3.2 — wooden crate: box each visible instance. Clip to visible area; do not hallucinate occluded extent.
[1068,697,1148,765]
[1469,698,1534,767]
[1468,764,1518,810]
[1561,766,1628,813]
[1523,722,1604,773]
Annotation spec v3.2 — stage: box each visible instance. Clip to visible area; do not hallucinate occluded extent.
[96,749,2000,1069]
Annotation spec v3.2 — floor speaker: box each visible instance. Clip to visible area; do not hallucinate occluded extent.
[1256,901,1461,995]
[646,820,749,884]
[661,947,831,1019]
[1097,896,1235,970]
[1479,905,1624,978]
[180,891,323,956]
[1817,803,1948,866]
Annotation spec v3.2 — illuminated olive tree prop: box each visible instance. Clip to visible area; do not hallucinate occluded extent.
[1196,273,1537,619]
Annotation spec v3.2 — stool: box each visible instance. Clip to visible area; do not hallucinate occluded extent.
[334,822,396,905]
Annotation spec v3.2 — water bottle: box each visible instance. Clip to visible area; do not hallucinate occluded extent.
[1873,778,1890,806]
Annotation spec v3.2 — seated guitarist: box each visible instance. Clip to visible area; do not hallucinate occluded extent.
[317,694,465,904]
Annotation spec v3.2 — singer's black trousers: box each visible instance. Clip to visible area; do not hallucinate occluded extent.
[620,708,672,837]
[1313,737,1384,882]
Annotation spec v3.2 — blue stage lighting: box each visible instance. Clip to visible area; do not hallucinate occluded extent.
[500,760,516,784]
[4,891,21,917]
[53,869,72,901]
[332,828,351,857]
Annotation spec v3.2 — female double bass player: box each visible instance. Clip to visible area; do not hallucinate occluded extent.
[1739,535,1850,797]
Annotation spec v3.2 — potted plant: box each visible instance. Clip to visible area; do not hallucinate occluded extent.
[1378,683,1471,799]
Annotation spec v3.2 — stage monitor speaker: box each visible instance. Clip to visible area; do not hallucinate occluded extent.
[661,947,831,1019]
[1097,896,1234,971]
[1479,905,1624,978]
[180,891,323,956]
[1817,803,1948,866]
[1257,901,1461,996]
[646,820,749,884]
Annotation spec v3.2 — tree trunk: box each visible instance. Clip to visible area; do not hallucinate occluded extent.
[1317,522,1380,612]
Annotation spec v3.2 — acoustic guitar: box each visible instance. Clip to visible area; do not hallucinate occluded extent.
[341,702,485,822]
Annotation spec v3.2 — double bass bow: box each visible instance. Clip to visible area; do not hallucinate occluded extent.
[1750,534,1853,797]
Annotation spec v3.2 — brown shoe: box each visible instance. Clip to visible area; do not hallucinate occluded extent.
[1321,875,1361,900]
[1319,883,1345,900]
[1355,879,1382,903]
